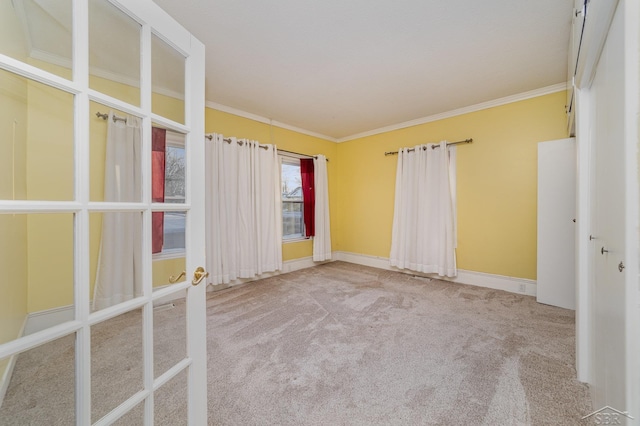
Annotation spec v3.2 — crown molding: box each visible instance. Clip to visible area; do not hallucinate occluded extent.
[205,83,567,145]
[29,49,186,101]
[336,83,568,142]
[205,101,339,143]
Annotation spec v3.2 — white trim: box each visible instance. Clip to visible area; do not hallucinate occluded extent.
[24,305,75,336]
[27,49,187,101]
[152,249,185,261]
[93,389,150,426]
[282,236,311,244]
[200,250,538,296]
[0,320,82,361]
[622,0,640,419]
[148,113,189,134]
[0,53,81,95]
[183,32,209,425]
[449,269,537,297]
[28,49,71,73]
[204,250,538,296]
[205,101,338,142]
[150,281,191,306]
[205,256,326,291]
[574,0,620,89]
[0,317,27,407]
[271,120,337,143]
[154,131,186,260]
[333,251,537,296]
[165,129,185,146]
[574,87,592,383]
[281,256,323,273]
[337,83,568,142]
[206,84,567,144]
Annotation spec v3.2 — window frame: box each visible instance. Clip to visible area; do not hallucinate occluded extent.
[153,130,186,260]
[280,154,310,243]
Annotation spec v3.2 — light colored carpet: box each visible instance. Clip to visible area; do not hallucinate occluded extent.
[206,261,591,425]
[0,261,592,425]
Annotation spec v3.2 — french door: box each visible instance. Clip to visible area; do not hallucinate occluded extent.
[0,0,207,424]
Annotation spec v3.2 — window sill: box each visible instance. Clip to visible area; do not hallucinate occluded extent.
[153,249,185,261]
[282,236,311,244]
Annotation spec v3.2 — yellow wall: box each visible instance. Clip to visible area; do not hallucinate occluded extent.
[0,2,28,377]
[152,257,186,287]
[0,57,187,314]
[24,78,75,312]
[336,91,568,280]
[0,70,28,374]
[205,109,339,261]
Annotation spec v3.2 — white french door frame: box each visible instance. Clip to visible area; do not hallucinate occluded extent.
[0,0,207,424]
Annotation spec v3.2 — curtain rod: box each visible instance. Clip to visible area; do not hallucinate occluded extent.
[278,148,329,162]
[205,135,329,161]
[96,111,127,123]
[205,134,269,150]
[384,138,473,156]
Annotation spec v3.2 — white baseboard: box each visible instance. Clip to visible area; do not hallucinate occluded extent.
[333,251,537,296]
[155,255,327,298]
[206,255,332,292]
[0,317,27,408]
[446,269,537,297]
[24,305,74,336]
[282,255,326,273]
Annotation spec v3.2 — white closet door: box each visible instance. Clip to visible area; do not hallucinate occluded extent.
[537,138,576,310]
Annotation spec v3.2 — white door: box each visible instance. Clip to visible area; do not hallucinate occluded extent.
[537,138,576,310]
[0,0,207,424]
[585,1,638,418]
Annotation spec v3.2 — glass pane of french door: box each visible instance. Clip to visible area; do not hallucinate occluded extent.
[152,34,185,124]
[89,101,143,203]
[91,310,144,422]
[151,127,188,291]
[89,0,141,106]
[0,68,75,201]
[0,0,73,80]
[0,334,76,424]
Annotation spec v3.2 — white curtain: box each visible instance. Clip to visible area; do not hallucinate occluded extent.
[389,141,457,277]
[93,112,142,311]
[313,154,332,261]
[205,134,282,285]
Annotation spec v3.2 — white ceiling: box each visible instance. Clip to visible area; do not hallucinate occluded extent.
[154,0,574,140]
[11,0,574,140]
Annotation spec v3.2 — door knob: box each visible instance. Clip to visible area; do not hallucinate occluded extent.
[601,247,608,255]
[169,271,186,283]
[192,266,209,286]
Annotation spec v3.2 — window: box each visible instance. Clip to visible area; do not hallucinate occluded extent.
[281,158,305,240]
[153,130,186,258]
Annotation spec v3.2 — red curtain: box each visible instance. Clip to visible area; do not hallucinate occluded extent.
[152,128,166,254]
[300,159,315,237]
